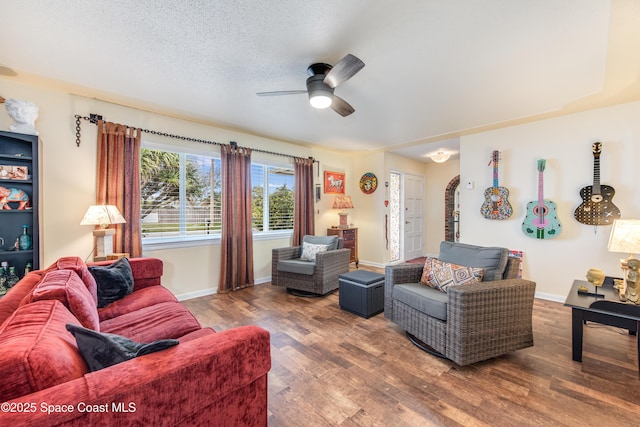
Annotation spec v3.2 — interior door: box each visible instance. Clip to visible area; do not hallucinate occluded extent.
[403,174,424,261]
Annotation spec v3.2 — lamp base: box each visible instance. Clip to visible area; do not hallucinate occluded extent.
[338,213,349,229]
[93,228,115,261]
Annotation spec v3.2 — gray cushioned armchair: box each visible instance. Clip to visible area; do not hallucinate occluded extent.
[272,235,351,296]
[385,241,536,365]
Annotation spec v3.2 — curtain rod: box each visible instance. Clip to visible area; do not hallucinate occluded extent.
[74,114,317,164]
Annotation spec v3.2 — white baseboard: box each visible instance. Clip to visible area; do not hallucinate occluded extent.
[176,288,217,301]
[534,292,565,303]
[177,276,270,301]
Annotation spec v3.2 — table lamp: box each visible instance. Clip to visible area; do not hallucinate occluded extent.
[332,195,354,229]
[607,219,640,300]
[80,205,126,261]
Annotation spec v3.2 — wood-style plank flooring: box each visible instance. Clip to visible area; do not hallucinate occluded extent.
[182,267,640,426]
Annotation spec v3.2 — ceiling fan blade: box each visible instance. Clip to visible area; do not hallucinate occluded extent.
[331,95,355,117]
[256,90,307,96]
[324,54,365,88]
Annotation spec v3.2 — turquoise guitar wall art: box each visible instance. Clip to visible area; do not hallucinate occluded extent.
[480,150,512,220]
[522,159,562,239]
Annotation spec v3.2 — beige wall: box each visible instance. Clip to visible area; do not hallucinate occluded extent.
[460,100,640,300]
[424,158,461,255]
[0,77,421,298]
[0,78,321,298]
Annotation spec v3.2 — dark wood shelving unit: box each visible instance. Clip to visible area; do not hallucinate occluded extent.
[0,130,40,279]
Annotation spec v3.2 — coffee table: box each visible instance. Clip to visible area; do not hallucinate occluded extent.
[564,278,640,373]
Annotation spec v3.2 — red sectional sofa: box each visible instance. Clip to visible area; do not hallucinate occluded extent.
[0,257,271,426]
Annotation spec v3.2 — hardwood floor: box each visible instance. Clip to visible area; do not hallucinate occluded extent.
[182,268,640,427]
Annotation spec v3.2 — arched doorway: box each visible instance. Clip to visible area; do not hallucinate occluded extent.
[444,175,460,242]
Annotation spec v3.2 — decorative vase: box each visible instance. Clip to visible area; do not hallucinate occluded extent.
[19,224,32,250]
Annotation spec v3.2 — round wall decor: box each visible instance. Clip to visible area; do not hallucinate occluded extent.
[359,172,378,194]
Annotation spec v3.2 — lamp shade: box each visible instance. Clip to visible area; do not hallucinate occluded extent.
[80,205,126,229]
[608,219,640,255]
[332,195,354,210]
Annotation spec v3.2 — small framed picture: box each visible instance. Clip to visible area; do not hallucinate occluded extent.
[0,165,28,180]
[315,184,321,202]
[324,171,345,194]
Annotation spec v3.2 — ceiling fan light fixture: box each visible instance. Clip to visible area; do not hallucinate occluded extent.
[430,151,450,163]
[306,74,334,109]
[309,92,332,109]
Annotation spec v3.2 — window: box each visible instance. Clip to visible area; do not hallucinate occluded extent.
[251,164,295,232]
[140,147,221,242]
[140,145,295,244]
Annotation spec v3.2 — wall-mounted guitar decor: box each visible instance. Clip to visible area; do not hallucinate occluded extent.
[480,150,513,220]
[574,142,621,225]
[522,159,562,239]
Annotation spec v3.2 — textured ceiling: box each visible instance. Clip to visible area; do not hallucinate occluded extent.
[1,1,639,162]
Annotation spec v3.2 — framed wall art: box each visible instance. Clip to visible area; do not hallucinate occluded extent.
[324,171,345,194]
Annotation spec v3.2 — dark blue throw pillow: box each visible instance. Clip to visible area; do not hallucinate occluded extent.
[66,324,179,372]
[88,257,134,308]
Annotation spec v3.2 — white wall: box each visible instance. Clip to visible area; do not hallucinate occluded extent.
[459,101,640,301]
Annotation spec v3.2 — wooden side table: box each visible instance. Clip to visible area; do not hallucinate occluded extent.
[327,227,358,267]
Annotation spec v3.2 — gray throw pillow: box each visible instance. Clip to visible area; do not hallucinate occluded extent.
[302,235,339,251]
[438,241,508,281]
[66,324,179,372]
[88,257,134,308]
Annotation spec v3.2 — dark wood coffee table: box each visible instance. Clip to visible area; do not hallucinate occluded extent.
[564,278,640,373]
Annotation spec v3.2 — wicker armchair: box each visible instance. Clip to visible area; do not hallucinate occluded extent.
[384,242,536,365]
[272,235,351,296]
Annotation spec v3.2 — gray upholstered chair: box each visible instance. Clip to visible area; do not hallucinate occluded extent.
[272,235,351,296]
[385,241,536,365]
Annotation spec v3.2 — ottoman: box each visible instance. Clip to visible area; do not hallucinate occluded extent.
[339,270,385,318]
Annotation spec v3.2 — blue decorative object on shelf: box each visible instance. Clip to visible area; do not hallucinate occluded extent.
[19,224,32,250]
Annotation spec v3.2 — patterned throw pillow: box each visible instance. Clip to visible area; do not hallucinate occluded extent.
[300,242,329,261]
[421,257,484,293]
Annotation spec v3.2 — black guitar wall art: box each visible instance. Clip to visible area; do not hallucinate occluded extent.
[573,142,621,226]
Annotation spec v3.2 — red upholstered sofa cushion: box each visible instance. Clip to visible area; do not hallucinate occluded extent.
[97,285,178,322]
[100,301,202,342]
[22,269,100,331]
[89,257,164,291]
[44,256,99,306]
[0,300,88,401]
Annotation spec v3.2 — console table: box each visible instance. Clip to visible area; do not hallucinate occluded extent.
[564,278,640,373]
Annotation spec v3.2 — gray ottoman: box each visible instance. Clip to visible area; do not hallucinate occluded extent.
[338,270,385,318]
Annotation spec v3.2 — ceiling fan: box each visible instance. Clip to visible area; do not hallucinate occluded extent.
[257,54,365,117]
